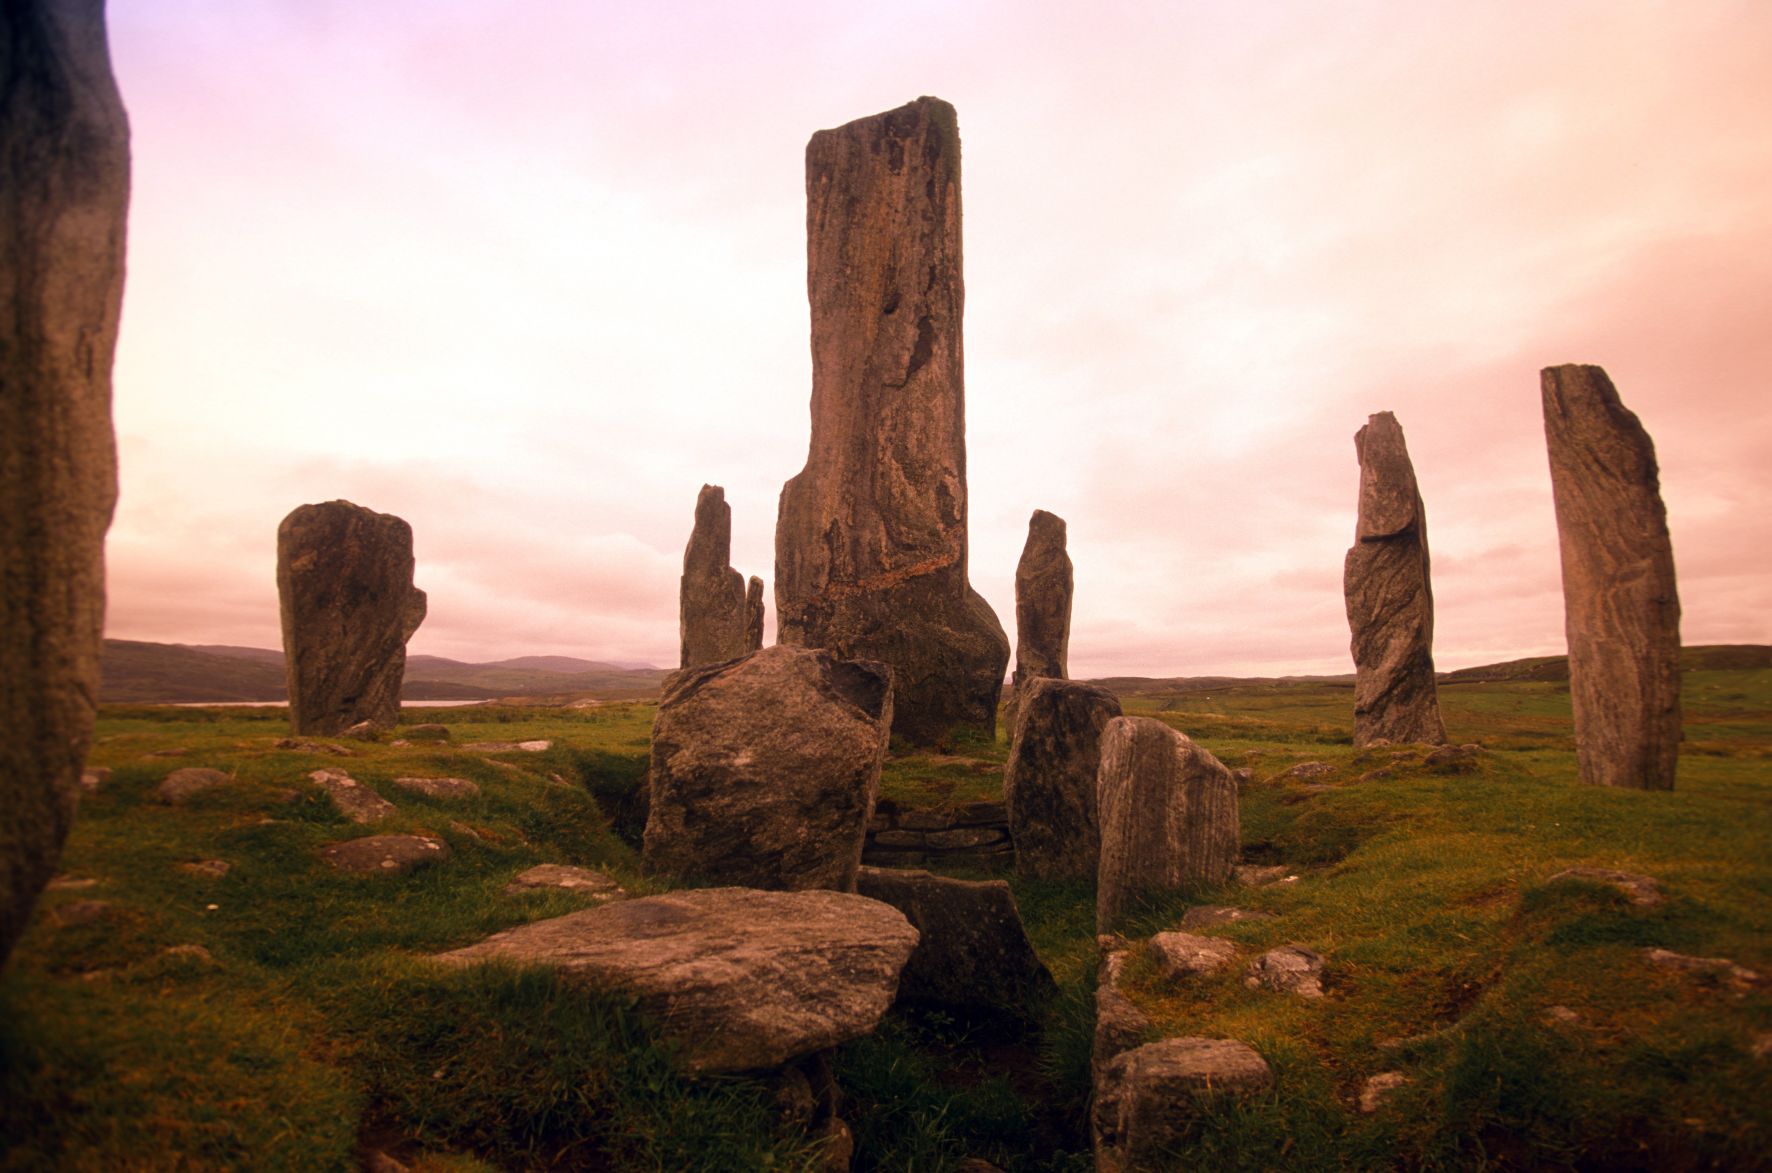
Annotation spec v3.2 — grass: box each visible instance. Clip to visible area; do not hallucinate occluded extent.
[3,669,1769,1169]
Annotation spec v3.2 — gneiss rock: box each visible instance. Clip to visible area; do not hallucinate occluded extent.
[855,866,1055,1018]
[1245,944,1326,998]
[1007,510,1072,727]
[1343,412,1447,746]
[1541,364,1681,789]
[1147,931,1236,979]
[157,768,232,805]
[679,484,753,669]
[321,834,449,875]
[0,0,130,969]
[504,864,625,901]
[774,96,1010,746]
[434,888,919,1073]
[390,776,480,801]
[644,645,892,892]
[1096,717,1239,931]
[1093,1037,1273,1172]
[745,575,766,654]
[309,769,395,824]
[1003,678,1121,879]
[277,500,427,736]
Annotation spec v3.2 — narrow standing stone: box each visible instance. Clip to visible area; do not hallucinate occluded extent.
[1013,509,1072,686]
[1004,677,1121,879]
[679,485,751,668]
[1,0,130,968]
[745,575,765,654]
[775,96,1009,746]
[1343,412,1446,745]
[278,501,427,736]
[1541,364,1681,790]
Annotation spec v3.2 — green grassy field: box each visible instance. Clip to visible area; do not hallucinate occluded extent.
[3,671,1767,1170]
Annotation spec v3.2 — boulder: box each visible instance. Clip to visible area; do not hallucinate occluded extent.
[1147,931,1236,979]
[1092,1037,1273,1171]
[1003,678,1122,879]
[644,645,892,891]
[277,500,426,736]
[309,769,395,824]
[1096,717,1239,930]
[1008,510,1073,726]
[1541,364,1681,789]
[0,0,130,968]
[434,887,919,1073]
[390,776,480,801]
[855,866,1055,1017]
[774,96,1009,746]
[157,767,231,806]
[679,484,753,668]
[1343,412,1446,745]
[321,834,449,875]
[504,864,626,901]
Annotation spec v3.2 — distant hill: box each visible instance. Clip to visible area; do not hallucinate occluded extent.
[1436,644,1772,685]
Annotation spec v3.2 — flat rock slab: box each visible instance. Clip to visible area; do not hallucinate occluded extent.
[392,776,481,801]
[433,887,918,1073]
[1180,906,1276,930]
[51,900,114,927]
[1245,945,1326,998]
[1278,761,1333,781]
[504,865,626,901]
[1548,866,1664,907]
[322,835,449,875]
[1646,947,1762,993]
[464,740,552,752]
[1147,931,1237,979]
[1235,865,1295,887]
[1093,1037,1273,1171]
[309,769,395,824]
[158,768,231,805]
[273,738,353,756]
[179,860,231,879]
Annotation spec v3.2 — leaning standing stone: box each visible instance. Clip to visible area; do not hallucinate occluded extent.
[1096,717,1239,931]
[0,0,130,968]
[1343,412,1446,745]
[1003,678,1121,879]
[1541,364,1681,790]
[643,645,892,891]
[277,501,427,736]
[774,96,1010,746]
[679,484,752,668]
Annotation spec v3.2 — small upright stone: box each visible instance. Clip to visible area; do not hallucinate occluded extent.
[1012,509,1073,692]
[1,0,130,969]
[1096,717,1239,931]
[1093,1037,1273,1171]
[1003,678,1121,879]
[745,575,766,653]
[679,485,753,668]
[1343,412,1446,746]
[774,96,1010,745]
[278,501,426,736]
[1541,364,1681,790]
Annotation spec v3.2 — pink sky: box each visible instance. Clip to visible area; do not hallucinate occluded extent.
[101,1,1772,676]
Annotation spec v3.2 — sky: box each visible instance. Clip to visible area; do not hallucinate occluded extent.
[101,0,1772,677]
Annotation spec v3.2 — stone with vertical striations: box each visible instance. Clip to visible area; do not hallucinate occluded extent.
[1004,678,1121,879]
[680,485,753,668]
[775,96,1009,746]
[1541,364,1681,790]
[1013,509,1072,688]
[1343,412,1446,746]
[1,0,130,969]
[1096,717,1239,931]
[745,575,765,653]
[278,501,426,736]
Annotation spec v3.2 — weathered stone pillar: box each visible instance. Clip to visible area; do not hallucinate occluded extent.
[679,484,751,668]
[1541,364,1681,790]
[1,0,130,968]
[1343,412,1446,745]
[775,96,1009,746]
[745,575,765,654]
[1004,677,1120,879]
[1013,509,1072,686]
[1096,717,1238,931]
[277,501,427,735]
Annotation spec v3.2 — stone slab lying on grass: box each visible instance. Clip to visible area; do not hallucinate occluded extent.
[464,740,551,752]
[51,900,113,927]
[273,738,353,756]
[504,865,626,901]
[1245,945,1326,998]
[1360,1071,1409,1113]
[1093,1037,1273,1172]
[179,860,230,878]
[1180,906,1276,930]
[433,887,918,1073]
[309,769,395,824]
[391,776,481,801]
[157,768,231,805]
[322,835,449,875]
[1147,931,1236,979]
[1235,864,1294,887]
[1548,866,1664,907]
[1277,761,1333,781]
[1646,947,1762,992]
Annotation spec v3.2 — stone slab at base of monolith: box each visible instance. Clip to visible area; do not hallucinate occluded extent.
[680,484,753,668]
[1343,411,1446,746]
[643,644,893,891]
[1541,364,1681,790]
[1,0,129,969]
[1004,677,1121,879]
[277,501,427,736]
[774,96,1009,746]
[1096,717,1239,931]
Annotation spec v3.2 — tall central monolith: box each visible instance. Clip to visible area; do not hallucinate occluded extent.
[775,96,1009,745]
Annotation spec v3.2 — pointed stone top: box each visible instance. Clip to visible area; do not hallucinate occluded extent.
[685,484,732,573]
[1353,412,1421,542]
[1028,509,1067,543]
[1541,364,1661,487]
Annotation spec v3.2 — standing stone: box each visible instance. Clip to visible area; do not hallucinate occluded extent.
[1096,717,1239,931]
[1012,509,1072,688]
[745,575,765,653]
[1003,677,1121,879]
[775,96,1010,746]
[1541,365,1681,790]
[277,501,427,736]
[1,0,129,969]
[1343,412,1446,746]
[644,644,893,892]
[680,484,752,668]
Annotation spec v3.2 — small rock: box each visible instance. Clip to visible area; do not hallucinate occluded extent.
[768,1066,818,1129]
[272,738,353,756]
[161,944,214,965]
[309,768,396,824]
[1646,947,1762,992]
[817,1116,854,1173]
[1147,931,1237,979]
[1424,744,1482,772]
[157,767,231,805]
[321,835,450,875]
[52,900,112,926]
[391,776,481,801]
[80,767,110,792]
[1093,1037,1273,1168]
[1357,767,1396,783]
[1245,945,1326,998]
[464,740,552,752]
[504,865,626,901]
[1231,767,1253,784]
[1235,864,1294,887]
[1547,866,1664,907]
[342,720,382,742]
[179,860,231,879]
[1279,761,1333,781]
[1180,905,1276,930]
[1359,1071,1409,1113]
[403,723,452,743]
[46,876,98,891]
[1544,1005,1581,1025]
[1094,948,1152,1079]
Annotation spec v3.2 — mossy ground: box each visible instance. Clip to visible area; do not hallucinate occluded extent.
[3,671,1768,1170]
